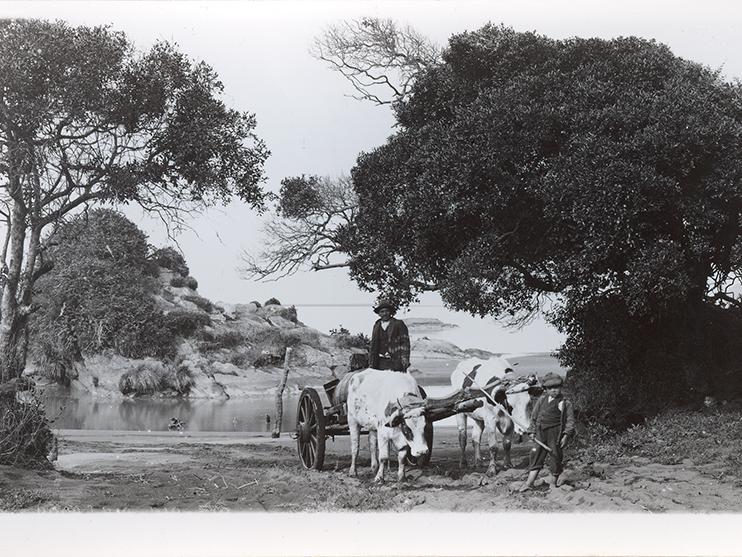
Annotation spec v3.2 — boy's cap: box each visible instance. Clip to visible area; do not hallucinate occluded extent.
[541,372,563,388]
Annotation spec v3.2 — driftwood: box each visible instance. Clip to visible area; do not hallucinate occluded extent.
[271,347,293,438]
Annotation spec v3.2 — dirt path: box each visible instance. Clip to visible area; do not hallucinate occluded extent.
[1,427,740,512]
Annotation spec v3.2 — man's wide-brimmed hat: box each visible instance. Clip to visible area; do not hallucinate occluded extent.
[373,299,397,314]
[541,372,563,388]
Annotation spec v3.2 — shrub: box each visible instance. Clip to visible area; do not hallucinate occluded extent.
[330,325,371,350]
[170,276,199,290]
[119,363,195,396]
[229,353,248,368]
[0,391,54,468]
[244,327,306,367]
[161,366,195,394]
[183,294,214,313]
[151,246,189,277]
[119,364,161,396]
[264,297,281,306]
[164,310,212,337]
[196,329,244,353]
[215,330,245,349]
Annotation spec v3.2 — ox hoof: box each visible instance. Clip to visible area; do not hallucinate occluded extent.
[373,476,385,484]
[458,459,468,470]
[518,483,532,493]
[348,468,357,478]
[486,464,499,477]
[502,461,513,470]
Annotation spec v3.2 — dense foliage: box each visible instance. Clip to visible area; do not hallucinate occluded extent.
[30,210,174,378]
[348,25,742,416]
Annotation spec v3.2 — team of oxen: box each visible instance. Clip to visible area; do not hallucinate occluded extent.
[346,357,541,482]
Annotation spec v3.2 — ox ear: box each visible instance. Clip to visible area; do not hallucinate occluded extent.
[383,402,403,427]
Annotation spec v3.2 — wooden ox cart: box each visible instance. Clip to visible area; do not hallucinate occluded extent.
[294,372,488,470]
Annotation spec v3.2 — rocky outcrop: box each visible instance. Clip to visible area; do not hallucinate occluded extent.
[411,337,498,360]
[405,317,458,333]
[33,266,364,400]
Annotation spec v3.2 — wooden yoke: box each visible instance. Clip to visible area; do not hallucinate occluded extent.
[423,387,486,421]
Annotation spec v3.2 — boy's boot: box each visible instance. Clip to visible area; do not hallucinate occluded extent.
[518,470,539,492]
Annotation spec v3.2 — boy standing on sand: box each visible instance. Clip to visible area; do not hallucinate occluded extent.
[519,372,575,492]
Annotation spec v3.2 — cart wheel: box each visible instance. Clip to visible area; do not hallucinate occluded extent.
[296,388,326,470]
[406,386,434,467]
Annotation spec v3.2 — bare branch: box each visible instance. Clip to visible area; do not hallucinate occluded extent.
[311,17,440,107]
[241,175,356,281]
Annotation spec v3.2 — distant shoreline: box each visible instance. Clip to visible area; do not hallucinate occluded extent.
[292,303,445,307]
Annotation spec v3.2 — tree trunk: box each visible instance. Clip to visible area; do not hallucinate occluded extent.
[0,198,28,382]
[272,347,293,438]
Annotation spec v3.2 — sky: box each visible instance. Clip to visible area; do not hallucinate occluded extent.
[2,0,742,344]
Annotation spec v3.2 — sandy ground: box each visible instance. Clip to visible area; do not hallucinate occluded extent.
[1,426,740,512]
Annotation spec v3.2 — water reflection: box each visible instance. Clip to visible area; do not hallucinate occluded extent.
[41,354,560,432]
[44,392,297,433]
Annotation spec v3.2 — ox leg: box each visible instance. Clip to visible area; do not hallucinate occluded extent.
[456,413,468,469]
[369,429,379,475]
[471,418,485,468]
[485,430,499,476]
[502,434,513,470]
[348,420,360,477]
[397,449,406,482]
[497,414,514,470]
[374,430,389,483]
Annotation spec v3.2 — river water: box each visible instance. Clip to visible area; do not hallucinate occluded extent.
[45,305,564,433]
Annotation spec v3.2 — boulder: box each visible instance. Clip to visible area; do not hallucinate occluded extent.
[411,337,467,359]
[189,373,229,398]
[211,362,241,376]
[267,315,297,329]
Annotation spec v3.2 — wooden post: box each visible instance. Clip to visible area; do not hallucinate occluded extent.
[272,347,292,438]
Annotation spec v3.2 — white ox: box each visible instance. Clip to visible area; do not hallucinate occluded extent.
[451,357,537,474]
[347,369,429,482]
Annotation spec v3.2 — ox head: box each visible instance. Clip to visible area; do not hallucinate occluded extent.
[502,377,542,435]
[383,394,429,457]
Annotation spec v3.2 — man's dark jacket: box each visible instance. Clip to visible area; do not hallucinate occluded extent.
[369,318,410,371]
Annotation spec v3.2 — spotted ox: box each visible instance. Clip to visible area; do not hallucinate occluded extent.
[451,357,538,474]
[347,369,429,482]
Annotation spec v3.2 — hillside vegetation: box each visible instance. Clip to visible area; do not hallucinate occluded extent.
[27,210,366,399]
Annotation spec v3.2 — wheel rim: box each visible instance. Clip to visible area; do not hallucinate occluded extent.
[296,389,325,470]
[297,394,316,467]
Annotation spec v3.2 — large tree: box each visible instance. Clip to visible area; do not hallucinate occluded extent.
[0,20,269,381]
[348,25,742,413]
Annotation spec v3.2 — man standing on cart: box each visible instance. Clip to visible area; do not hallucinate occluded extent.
[369,300,410,372]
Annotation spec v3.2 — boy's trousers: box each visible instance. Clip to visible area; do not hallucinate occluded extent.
[528,424,563,476]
